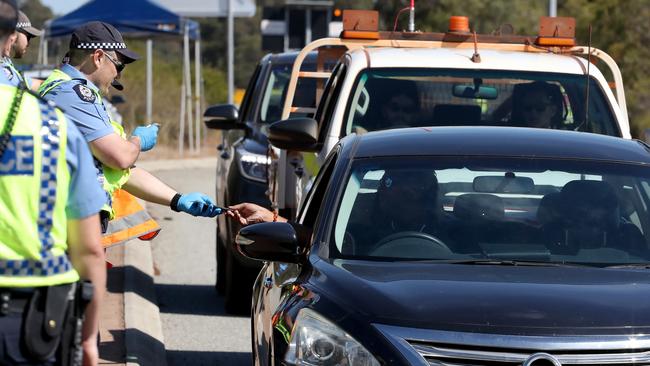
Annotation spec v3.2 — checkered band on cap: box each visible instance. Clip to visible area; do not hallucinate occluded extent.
[75,42,126,49]
[0,100,72,277]
[16,21,30,29]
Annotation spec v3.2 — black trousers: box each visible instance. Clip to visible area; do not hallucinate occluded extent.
[0,305,55,366]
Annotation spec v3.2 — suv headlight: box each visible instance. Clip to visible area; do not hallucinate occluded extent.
[284,308,380,366]
[237,148,270,183]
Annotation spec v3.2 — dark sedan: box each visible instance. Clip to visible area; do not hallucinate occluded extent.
[237,127,650,366]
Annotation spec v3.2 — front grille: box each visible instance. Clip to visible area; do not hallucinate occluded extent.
[373,324,650,366]
[410,341,650,366]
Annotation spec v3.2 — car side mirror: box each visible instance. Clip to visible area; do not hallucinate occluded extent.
[235,222,311,263]
[203,104,243,130]
[268,118,319,152]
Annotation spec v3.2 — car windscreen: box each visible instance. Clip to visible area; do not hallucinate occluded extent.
[342,68,620,137]
[332,156,650,266]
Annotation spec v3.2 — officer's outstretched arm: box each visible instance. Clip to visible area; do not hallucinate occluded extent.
[123,167,222,217]
[67,214,105,366]
[90,133,141,170]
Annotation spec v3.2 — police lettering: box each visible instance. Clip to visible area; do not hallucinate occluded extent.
[0,136,34,175]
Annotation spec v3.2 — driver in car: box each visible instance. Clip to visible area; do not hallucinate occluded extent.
[226,169,452,257]
[347,169,451,256]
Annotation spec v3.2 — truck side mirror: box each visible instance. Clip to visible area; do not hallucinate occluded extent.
[203,104,243,130]
[268,118,319,152]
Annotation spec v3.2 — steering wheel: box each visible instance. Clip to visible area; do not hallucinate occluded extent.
[369,231,451,258]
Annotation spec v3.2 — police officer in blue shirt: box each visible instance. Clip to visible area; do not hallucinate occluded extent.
[0,10,41,88]
[0,0,107,364]
[40,21,222,232]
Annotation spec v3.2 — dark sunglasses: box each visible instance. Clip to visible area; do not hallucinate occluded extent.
[103,51,125,73]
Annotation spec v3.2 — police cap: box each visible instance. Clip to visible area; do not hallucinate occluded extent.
[0,0,18,35]
[16,10,42,37]
[70,21,140,63]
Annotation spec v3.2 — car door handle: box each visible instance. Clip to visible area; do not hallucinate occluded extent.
[263,276,273,289]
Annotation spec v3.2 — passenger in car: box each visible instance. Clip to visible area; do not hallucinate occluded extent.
[354,79,421,133]
[511,81,565,129]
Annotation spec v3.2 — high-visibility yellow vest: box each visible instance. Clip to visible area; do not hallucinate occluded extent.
[0,85,79,287]
[39,69,160,246]
[39,70,131,218]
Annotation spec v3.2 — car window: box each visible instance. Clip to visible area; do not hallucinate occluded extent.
[259,62,322,124]
[343,68,620,137]
[298,148,339,228]
[316,62,347,143]
[239,64,262,123]
[332,156,650,266]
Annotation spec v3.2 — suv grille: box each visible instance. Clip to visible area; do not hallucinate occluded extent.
[373,324,650,366]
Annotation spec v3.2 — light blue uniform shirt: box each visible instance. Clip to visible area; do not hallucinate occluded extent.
[40,63,114,143]
[1,57,29,88]
[0,78,105,219]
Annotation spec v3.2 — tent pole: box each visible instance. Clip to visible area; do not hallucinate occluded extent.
[195,38,201,153]
[146,39,153,123]
[179,79,186,157]
[227,0,234,104]
[184,24,194,153]
[43,39,48,65]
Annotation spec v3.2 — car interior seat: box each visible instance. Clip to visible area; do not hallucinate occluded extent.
[450,193,504,253]
[432,104,482,126]
[544,180,645,257]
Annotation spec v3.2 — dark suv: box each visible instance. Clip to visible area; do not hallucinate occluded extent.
[204,52,324,312]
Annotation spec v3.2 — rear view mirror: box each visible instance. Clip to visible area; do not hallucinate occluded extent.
[473,175,534,194]
[269,118,319,152]
[452,85,498,100]
[203,104,243,130]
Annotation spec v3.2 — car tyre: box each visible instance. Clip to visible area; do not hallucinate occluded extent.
[224,250,251,314]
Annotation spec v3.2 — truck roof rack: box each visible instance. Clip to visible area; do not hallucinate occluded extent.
[281,10,627,123]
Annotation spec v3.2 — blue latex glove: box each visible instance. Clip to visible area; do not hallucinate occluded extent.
[177,192,223,217]
[132,124,159,152]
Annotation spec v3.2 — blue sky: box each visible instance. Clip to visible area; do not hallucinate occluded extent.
[41,0,88,15]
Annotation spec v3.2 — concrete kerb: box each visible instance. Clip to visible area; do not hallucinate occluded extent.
[122,157,216,366]
[124,241,166,366]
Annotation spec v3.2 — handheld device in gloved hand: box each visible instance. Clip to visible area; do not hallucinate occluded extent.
[170,192,226,217]
[132,123,159,152]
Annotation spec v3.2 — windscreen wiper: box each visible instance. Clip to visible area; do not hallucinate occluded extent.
[604,263,650,269]
[425,259,588,267]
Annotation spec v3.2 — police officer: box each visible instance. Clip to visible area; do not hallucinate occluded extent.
[0,1,107,365]
[1,10,41,88]
[39,21,222,232]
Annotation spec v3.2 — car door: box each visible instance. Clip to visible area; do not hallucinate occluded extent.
[253,148,340,366]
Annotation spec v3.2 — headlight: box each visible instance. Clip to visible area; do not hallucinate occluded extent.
[284,308,380,366]
[237,148,271,183]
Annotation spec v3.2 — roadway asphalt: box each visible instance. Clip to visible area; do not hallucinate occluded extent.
[97,157,251,365]
[144,158,251,365]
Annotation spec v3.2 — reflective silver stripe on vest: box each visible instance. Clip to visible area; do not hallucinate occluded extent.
[0,100,72,276]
